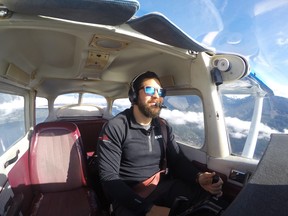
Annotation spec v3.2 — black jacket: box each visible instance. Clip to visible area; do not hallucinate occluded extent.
[97,108,200,214]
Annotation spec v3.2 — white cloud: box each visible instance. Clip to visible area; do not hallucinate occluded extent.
[160,109,204,129]
[267,76,288,99]
[276,37,288,46]
[225,116,285,140]
[202,31,220,46]
[161,109,286,140]
[229,131,247,139]
[272,84,288,98]
[0,99,23,115]
[275,31,288,47]
[254,0,288,16]
[225,117,250,137]
[250,55,288,99]
[224,94,250,100]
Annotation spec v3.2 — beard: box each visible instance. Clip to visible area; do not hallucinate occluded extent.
[137,99,161,118]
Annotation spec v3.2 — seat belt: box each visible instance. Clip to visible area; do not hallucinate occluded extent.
[159,118,168,173]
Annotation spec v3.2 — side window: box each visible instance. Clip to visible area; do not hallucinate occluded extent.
[0,92,25,156]
[221,94,280,160]
[160,95,205,148]
[112,98,131,116]
[221,94,254,157]
[36,97,49,124]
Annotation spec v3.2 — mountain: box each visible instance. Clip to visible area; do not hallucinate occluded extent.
[222,94,288,159]
[223,95,288,132]
[263,96,288,131]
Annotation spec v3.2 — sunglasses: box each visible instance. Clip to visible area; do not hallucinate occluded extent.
[141,86,166,97]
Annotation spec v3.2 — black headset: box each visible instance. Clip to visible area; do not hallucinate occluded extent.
[128,73,143,103]
[128,71,160,103]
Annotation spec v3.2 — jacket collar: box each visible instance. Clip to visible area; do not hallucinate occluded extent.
[127,107,161,130]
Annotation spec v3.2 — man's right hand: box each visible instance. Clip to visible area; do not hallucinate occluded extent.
[146,205,170,216]
[197,172,223,197]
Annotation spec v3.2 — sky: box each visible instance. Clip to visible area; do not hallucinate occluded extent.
[136,0,288,98]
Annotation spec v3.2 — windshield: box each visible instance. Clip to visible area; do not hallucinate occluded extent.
[136,0,288,98]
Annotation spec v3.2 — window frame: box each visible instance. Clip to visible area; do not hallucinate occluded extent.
[0,81,30,157]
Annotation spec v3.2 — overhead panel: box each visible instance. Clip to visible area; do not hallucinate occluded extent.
[85,51,109,70]
[89,35,129,51]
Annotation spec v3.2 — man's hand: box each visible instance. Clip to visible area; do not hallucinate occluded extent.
[146,205,170,216]
[197,172,223,197]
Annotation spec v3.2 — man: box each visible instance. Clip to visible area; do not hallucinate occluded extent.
[97,71,223,216]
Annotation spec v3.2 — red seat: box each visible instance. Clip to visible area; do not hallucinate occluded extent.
[28,121,98,216]
[72,119,107,157]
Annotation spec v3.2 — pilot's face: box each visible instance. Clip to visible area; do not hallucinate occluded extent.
[137,78,164,118]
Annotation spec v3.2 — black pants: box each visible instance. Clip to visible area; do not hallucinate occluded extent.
[113,175,209,216]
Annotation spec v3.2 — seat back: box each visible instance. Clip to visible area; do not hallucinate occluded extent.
[29,121,87,193]
[72,119,107,157]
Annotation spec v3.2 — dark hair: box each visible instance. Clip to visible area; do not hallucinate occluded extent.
[128,71,161,103]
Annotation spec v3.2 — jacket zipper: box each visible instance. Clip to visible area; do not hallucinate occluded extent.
[148,134,152,152]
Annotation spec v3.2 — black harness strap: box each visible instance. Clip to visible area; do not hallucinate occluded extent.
[159,118,168,172]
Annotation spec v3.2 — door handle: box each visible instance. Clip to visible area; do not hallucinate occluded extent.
[4,150,20,169]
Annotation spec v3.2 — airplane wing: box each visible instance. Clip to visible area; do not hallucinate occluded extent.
[0,0,140,25]
[127,13,212,52]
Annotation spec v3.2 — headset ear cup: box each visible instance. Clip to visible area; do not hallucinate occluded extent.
[132,92,137,103]
[128,88,133,103]
[128,88,137,103]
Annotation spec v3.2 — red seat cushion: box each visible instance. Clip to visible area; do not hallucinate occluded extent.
[30,188,98,216]
[28,122,99,215]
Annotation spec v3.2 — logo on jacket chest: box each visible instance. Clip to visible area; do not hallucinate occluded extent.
[155,134,163,140]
